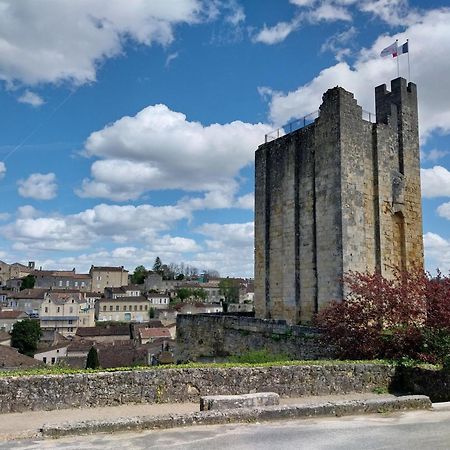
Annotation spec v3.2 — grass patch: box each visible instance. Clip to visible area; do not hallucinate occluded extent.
[0,359,395,378]
[228,349,290,364]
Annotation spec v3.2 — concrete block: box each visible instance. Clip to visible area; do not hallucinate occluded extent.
[200,392,280,411]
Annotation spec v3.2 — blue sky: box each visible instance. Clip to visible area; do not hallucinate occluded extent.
[1,0,450,277]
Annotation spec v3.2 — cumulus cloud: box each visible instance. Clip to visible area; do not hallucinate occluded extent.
[17,90,44,107]
[0,0,207,86]
[193,222,255,275]
[77,103,270,201]
[0,161,5,179]
[424,232,450,272]
[264,8,450,141]
[421,166,450,198]
[0,203,191,251]
[39,242,201,275]
[437,202,450,221]
[17,173,57,200]
[235,193,254,210]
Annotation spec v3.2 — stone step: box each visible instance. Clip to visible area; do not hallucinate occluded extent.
[200,392,280,411]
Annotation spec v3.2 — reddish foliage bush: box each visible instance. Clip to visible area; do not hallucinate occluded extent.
[425,271,450,330]
[315,269,450,361]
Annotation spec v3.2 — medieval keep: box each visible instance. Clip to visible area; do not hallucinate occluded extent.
[254,78,423,324]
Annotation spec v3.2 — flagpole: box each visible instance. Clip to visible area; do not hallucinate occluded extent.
[396,39,399,78]
[407,39,411,80]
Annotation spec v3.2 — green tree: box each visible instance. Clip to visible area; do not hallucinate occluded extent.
[219,278,240,303]
[130,265,147,285]
[176,287,192,302]
[153,257,163,274]
[149,307,155,319]
[86,346,100,369]
[11,319,41,356]
[192,288,207,301]
[20,274,35,291]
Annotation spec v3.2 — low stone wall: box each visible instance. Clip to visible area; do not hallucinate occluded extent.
[0,363,395,413]
[176,314,334,362]
[394,367,450,402]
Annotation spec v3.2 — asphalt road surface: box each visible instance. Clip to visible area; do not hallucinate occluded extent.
[3,408,450,450]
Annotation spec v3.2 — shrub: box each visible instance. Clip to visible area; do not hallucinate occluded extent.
[86,347,100,369]
[316,269,450,362]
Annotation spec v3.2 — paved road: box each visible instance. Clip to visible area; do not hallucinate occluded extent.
[3,408,450,450]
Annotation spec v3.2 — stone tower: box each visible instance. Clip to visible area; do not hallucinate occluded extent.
[254,78,423,324]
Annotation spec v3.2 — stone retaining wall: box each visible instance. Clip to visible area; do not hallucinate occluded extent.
[394,367,450,402]
[176,314,334,362]
[0,363,394,413]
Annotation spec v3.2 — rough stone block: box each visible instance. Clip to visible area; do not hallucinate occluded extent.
[200,392,280,411]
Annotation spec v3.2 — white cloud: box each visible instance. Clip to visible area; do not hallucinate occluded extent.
[290,0,315,6]
[421,166,450,199]
[192,222,255,276]
[311,4,352,22]
[0,161,5,179]
[17,205,39,219]
[235,193,254,210]
[1,203,191,252]
[197,222,253,249]
[359,0,419,26]
[253,1,421,46]
[152,236,200,253]
[17,90,44,107]
[424,232,450,272]
[224,0,245,25]
[77,103,270,201]
[437,202,450,221]
[0,212,10,221]
[165,52,179,68]
[264,8,450,141]
[421,149,449,162]
[0,0,207,86]
[17,173,57,200]
[252,18,301,45]
[320,26,357,61]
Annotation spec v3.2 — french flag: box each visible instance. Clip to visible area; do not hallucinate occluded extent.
[380,41,408,58]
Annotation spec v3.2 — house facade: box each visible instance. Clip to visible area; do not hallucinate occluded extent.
[0,310,28,332]
[90,266,129,292]
[147,293,170,309]
[7,288,49,317]
[34,344,69,365]
[39,292,95,337]
[33,268,91,291]
[96,296,150,322]
[0,261,33,287]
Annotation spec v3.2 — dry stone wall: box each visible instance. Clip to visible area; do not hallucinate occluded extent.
[0,362,395,413]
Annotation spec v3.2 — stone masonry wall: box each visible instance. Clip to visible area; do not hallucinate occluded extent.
[255,78,423,324]
[176,314,334,362]
[0,363,395,413]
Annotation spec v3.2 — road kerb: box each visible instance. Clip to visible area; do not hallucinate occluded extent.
[41,395,431,439]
